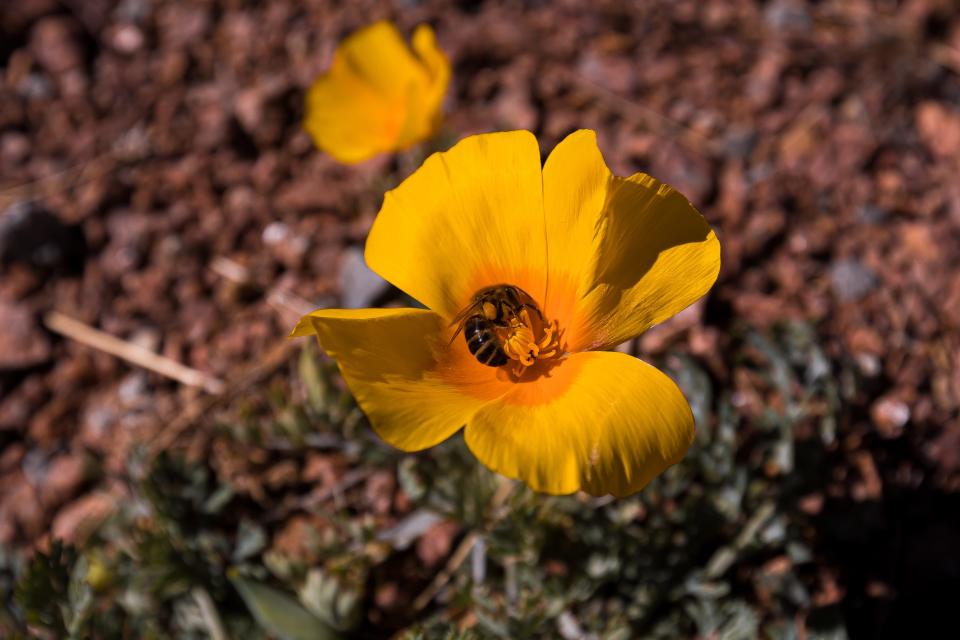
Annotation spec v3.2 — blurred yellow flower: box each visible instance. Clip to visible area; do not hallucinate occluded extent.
[293,130,721,496]
[303,21,450,164]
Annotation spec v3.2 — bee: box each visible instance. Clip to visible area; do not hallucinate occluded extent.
[450,284,543,367]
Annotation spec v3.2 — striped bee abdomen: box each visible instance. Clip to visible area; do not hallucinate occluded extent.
[464,316,508,367]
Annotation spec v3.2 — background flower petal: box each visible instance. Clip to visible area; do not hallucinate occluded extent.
[293,307,488,451]
[464,351,695,496]
[335,21,429,101]
[365,131,547,319]
[398,24,450,145]
[303,70,404,163]
[303,22,443,163]
[541,130,721,351]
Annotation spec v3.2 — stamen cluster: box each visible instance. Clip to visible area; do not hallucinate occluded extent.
[501,308,561,375]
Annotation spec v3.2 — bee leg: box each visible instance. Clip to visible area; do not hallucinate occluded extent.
[517,303,544,320]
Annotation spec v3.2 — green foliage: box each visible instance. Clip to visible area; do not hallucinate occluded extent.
[391,321,852,639]
[230,573,340,640]
[3,321,852,638]
[13,541,93,638]
[402,620,482,640]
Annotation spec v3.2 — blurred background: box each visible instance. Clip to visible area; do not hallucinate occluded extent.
[1,0,959,638]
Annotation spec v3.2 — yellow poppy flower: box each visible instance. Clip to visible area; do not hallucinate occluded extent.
[303,21,450,164]
[293,130,721,496]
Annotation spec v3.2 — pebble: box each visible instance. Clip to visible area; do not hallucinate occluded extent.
[51,492,115,543]
[0,202,86,274]
[871,397,910,439]
[829,259,877,302]
[39,453,89,508]
[764,0,812,31]
[0,301,52,370]
[338,246,389,309]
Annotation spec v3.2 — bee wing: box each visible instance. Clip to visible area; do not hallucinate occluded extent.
[447,303,479,344]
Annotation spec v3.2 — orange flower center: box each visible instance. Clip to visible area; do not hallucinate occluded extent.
[498,307,562,376]
[451,284,565,380]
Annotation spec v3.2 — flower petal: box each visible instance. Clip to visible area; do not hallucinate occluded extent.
[335,21,429,101]
[303,67,403,163]
[464,351,694,496]
[303,22,443,164]
[292,307,490,451]
[365,131,547,319]
[542,130,721,351]
[395,25,450,147]
[411,25,449,112]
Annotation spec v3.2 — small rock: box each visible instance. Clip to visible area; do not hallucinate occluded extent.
[829,259,876,302]
[78,392,119,452]
[21,448,49,487]
[363,471,395,516]
[274,175,341,212]
[0,376,46,431]
[764,0,812,30]
[2,474,45,539]
[871,396,910,438]
[0,517,13,546]
[40,453,88,509]
[415,520,460,568]
[0,443,26,472]
[16,73,54,100]
[262,221,290,246]
[263,222,308,269]
[271,514,329,562]
[374,582,400,610]
[855,353,882,378]
[798,493,824,515]
[30,17,84,74]
[302,453,344,489]
[0,202,86,274]
[338,247,389,308]
[115,0,151,23]
[578,50,635,94]
[51,492,115,543]
[721,127,757,159]
[925,421,960,472]
[851,452,883,501]
[235,87,264,133]
[117,372,148,407]
[377,509,444,550]
[649,144,713,205]
[856,204,888,224]
[916,101,960,159]
[264,460,299,489]
[0,132,30,165]
[100,210,150,278]
[109,23,144,54]
[0,302,52,370]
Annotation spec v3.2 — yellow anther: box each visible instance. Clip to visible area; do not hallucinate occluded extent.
[500,310,562,375]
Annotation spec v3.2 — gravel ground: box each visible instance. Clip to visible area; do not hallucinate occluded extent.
[1,0,959,636]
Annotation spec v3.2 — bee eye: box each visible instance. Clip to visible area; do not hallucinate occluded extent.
[481,302,498,320]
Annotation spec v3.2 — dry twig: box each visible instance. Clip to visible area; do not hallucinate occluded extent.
[44,311,226,394]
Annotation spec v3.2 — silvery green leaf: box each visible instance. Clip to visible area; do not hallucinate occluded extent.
[231,574,340,640]
[298,568,360,631]
[377,508,442,550]
[233,519,268,562]
[299,342,328,411]
[202,485,234,515]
